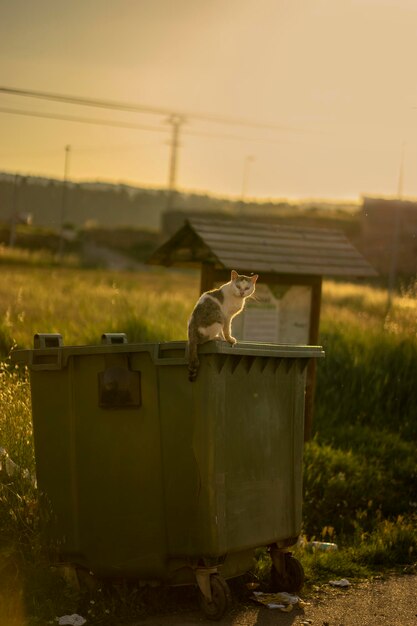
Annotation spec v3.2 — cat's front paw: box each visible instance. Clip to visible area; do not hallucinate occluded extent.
[227,336,237,346]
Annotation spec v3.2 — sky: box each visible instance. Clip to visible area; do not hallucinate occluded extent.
[1,0,417,201]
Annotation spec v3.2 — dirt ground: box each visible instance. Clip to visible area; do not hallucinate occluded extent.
[130,574,417,626]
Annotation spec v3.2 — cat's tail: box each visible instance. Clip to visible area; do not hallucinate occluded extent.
[188,337,199,382]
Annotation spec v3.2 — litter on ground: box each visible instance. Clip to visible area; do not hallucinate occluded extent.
[329,578,350,588]
[251,591,304,611]
[56,615,86,626]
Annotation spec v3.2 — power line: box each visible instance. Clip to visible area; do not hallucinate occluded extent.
[0,106,167,133]
[0,85,307,133]
[0,85,308,204]
[0,105,296,144]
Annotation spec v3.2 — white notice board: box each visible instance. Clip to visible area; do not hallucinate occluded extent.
[231,283,311,344]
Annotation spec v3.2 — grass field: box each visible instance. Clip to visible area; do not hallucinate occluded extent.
[0,255,416,624]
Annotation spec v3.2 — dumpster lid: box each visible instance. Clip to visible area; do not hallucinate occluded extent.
[196,341,324,359]
[11,336,324,371]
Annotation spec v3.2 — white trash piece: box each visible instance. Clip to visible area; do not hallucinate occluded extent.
[252,591,302,611]
[329,578,350,588]
[57,615,87,626]
[0,447,36,487]
[308,541,338,552]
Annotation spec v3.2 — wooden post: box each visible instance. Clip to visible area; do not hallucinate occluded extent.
[304,276,322,441]
[200,262,216,294]
[197,265,322,440]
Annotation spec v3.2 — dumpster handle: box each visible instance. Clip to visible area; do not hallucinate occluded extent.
[101,333,128,345]
[27,334,64,370]
[29,349,63,370]
[34,333,63,349]
[152,344,188,365]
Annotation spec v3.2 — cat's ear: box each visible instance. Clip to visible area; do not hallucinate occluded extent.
[250,274,259,284]
[231,270,238,281]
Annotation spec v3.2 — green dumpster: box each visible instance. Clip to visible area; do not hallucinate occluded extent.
[12,333,324,619]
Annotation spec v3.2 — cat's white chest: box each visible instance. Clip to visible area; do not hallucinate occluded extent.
[221,295,244,317]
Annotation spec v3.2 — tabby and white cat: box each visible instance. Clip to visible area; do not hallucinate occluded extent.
[187,270,258,382]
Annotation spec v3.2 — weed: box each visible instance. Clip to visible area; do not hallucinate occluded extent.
[253,516,417,591]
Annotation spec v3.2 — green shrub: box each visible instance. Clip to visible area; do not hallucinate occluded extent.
[303,440,381,537]
[297,515,417,587]
[315,327,417,440]
[355,515,417,567]
[303,429,417,538]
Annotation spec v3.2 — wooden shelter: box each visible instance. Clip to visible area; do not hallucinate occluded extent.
[148,216,376,439]
[361,196,417,276]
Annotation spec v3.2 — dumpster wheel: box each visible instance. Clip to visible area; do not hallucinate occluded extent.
[198,574,232,620]
[270,552,304,593]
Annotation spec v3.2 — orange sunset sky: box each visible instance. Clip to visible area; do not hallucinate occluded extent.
[1,0,417,200]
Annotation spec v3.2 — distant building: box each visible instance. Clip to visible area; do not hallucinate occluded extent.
[361,196,417,277]
[161,209,229,237]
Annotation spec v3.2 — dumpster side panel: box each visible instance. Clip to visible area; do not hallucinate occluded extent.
[159,351,307,560]
[197,353,307,556]
[157,361,201,559]
[72,352,167,577]
[189,357,226,556]
[30,368,79,551]
[158,354,225,560]
[22,340,318,582]
[30,351,168,578]
[222,357,306,551]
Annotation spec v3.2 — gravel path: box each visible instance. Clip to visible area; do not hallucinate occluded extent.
[131,574,417,626]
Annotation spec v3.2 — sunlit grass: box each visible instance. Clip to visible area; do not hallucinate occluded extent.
[0,266,199,350]
[0,244,80,269]
[1,271,416,351]
[322,279,417,336]
[0,363,33,473]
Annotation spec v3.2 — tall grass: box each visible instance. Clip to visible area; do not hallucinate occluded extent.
[0,362,43,626]
[0,244,80,269]
[0,266,197,349]
[0,361,35,549]
[303,279,417,539]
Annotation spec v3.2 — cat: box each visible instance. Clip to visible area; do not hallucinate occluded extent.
[187,270,258,382]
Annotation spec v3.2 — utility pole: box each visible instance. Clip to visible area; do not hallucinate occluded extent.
[387,142,405,309]
[9,173,20,247]
[397,142,405,199]
[165,115,185,213]
[58,145,71,260]
[239,155,255,214]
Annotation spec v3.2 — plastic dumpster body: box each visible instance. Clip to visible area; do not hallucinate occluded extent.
[12,335,324,617]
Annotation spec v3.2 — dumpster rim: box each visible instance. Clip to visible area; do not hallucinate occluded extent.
[10,339,325,369]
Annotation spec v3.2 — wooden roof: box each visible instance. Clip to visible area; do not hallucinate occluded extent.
[148,216,376,278]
